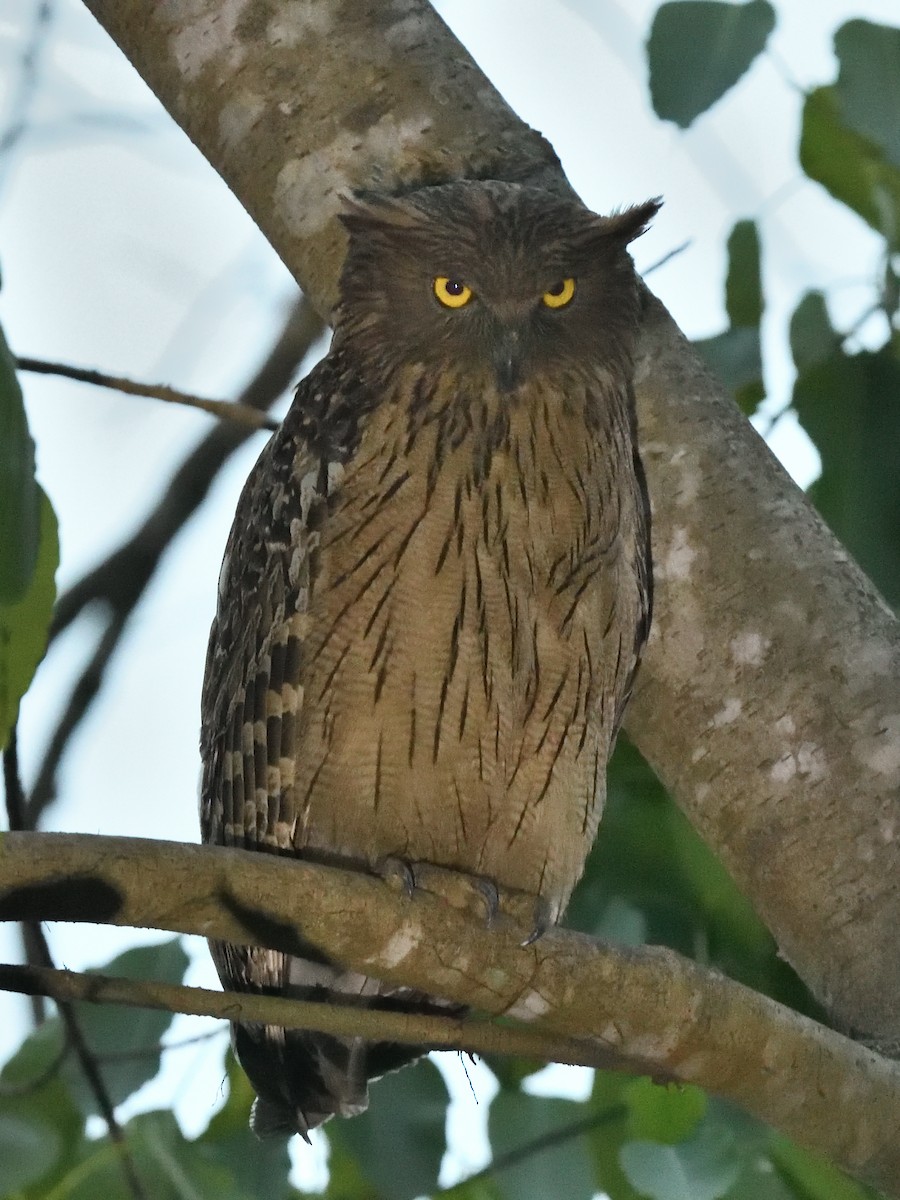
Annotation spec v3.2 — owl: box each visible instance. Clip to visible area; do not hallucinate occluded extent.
[200,181,658,1139]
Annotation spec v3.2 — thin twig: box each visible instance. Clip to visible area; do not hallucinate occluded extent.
[0,962,602,1071]
[2,727,27,830]
[643,239,691,276]
[25,296,322,827]
[96,1026,225,1065]
[16,356,280,431]
[433,1105,626,1195]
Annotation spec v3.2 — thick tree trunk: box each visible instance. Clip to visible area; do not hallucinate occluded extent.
[77,0,900,1044]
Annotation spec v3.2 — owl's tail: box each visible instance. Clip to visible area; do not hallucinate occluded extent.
[230,956,462,1140]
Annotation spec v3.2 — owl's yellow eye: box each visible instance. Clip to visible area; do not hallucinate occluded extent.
[542,278,576,309]
[433,277,473,309]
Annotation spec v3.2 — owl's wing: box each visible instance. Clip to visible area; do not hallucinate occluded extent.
[198,362,442,1138]
[200,417,318,860]
[612,410,653,734]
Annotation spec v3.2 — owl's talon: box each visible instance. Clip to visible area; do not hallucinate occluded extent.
[520,896,554,947]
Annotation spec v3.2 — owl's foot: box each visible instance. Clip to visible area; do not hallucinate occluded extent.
[376,858,501,926]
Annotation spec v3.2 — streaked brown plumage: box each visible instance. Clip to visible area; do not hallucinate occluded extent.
[200,181,657,1139]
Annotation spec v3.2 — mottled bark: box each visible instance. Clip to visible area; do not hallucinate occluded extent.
[3,832,900,1194]
[76,0,900,1044]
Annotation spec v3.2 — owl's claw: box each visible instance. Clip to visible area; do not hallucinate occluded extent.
[375,855,417,898]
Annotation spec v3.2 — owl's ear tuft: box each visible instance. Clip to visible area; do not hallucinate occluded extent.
[599,198,663,245]
[338,192,421,236]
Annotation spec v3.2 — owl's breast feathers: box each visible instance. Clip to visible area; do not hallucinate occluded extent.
[200,346,650,1137]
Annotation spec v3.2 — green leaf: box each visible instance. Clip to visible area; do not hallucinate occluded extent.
[770,1136,875,1200]
[60,938,190,1115]
[694,327,763,413]
[620,1119,740,1200]
[0,1018,86,1196]
[488,1093,596,1200]
[0,321,39,603]
[56,1110,242,1200]
[0,486,58,749]
[793,349,900,607]
[693,220,764,415]
[333,1059,448,1200]
[325,1122,381,1200]
[197,1048,296,1200]
[0,1112,63,1192]
[647,0,775,127]
[586,1072,644,1200]
[625,1079,706,1145]
[800,86,900,245]
[724,221,762,329]
[789,292,838,372]
[834,20,900,172]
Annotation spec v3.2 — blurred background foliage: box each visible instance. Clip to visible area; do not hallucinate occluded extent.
[1,1,898,1197]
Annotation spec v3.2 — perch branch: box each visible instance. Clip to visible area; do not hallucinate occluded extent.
[0,831,898,1194]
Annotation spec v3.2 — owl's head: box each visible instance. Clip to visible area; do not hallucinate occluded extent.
[335,181,660,392]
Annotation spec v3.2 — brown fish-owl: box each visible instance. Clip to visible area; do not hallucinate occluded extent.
[200,181,657,1139]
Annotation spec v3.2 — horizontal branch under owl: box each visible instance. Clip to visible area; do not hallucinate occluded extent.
[1,831,899,1194]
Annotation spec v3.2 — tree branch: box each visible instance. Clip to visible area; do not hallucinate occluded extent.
[16,356,279,430]
[76,0,900,1047]
[1,832,899,1194]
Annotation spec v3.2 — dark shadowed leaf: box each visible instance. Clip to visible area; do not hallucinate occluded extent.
[0,486,58,749]
[789,292,838,372]
[794,349,900,607]
[694,327,762,412]
[834,20,900,171]
[0,319,39,604]
[60,938,190,1114]
[333,1059,448,1200]
[569,739,818,1017]
[800,86,900,245]
[488,1092,596,1200]
[648,0,775,127]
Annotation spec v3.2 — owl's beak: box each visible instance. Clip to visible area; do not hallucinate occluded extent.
[492,328,524,393]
